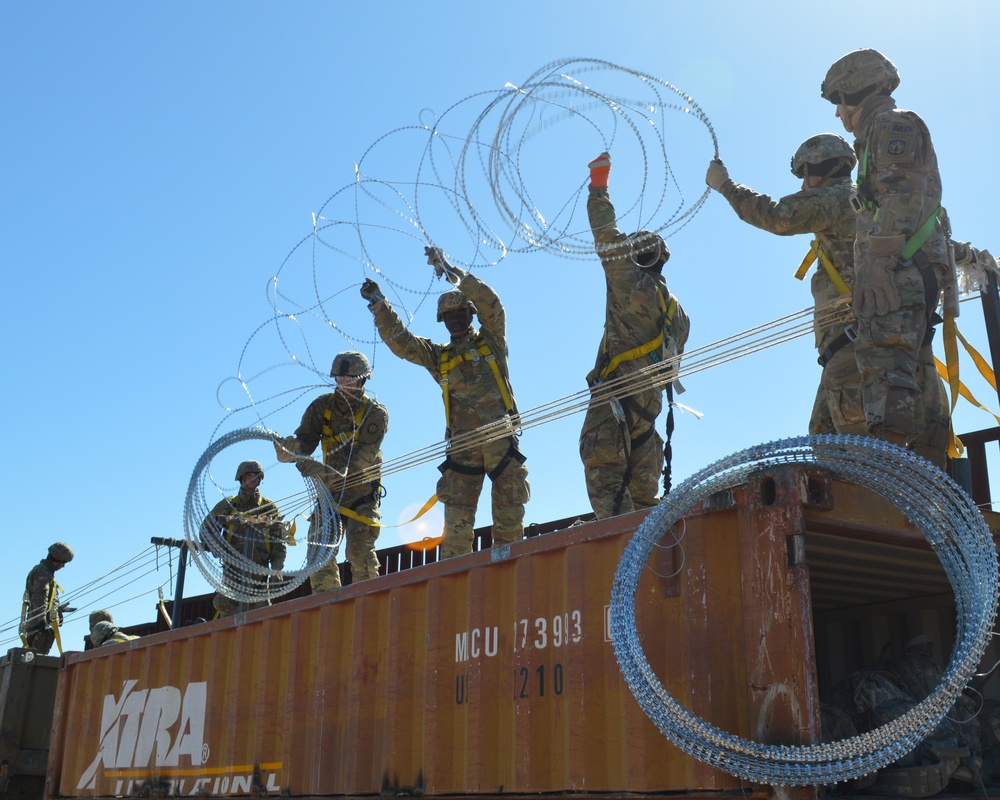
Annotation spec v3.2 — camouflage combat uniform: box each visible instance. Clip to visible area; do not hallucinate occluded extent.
[370,274,529,557]
[582,186,690,519]
[205,487,285,616]
[719,177,865,435]
[852,95,949,453]
[291,390,387,588]
[23,558,61,654]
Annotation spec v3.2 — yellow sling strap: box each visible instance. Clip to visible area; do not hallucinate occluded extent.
[19,601,29,647]
[325,492,439,528]
[934,325,1000,458]
[598,288,678,381]
[48,578,64,655]
[321,401,369,462]
[439,336,514,431]
[794,239,851,297]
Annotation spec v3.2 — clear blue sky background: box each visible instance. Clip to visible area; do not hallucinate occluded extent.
[3,1,998,650]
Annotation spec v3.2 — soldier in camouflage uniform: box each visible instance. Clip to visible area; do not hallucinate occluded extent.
[707,134,864,437]
[202,460,286,616]
[822,49,950,458]
[21,542,74,654]
[361,247,528,558]
[91,620,139,648]
[582,152,690,519]
[276,351,388,589]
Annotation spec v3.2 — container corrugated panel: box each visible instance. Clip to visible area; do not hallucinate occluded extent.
[48,471,835,799]
[48,517,753,796]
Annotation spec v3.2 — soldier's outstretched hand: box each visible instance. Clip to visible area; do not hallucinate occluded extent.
[589,152,611,188]
[425,246,446,277]
[706,159,730,191]
[360,278,384,304]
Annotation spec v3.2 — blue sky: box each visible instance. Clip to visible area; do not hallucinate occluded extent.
[3,1,999,650]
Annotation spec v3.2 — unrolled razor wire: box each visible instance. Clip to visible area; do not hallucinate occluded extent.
[611,434,999,786]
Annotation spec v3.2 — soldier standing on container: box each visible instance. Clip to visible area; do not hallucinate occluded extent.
[275,351,388,589]
[202,460,286,616]
[706,136,863,437]
[820,49,950,457]
[360,247,529,558]
[582,152,690,519]
[21,542,74,654]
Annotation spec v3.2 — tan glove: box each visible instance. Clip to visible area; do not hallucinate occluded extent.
[425,246,465,284]
[854,235,905,321]
[705,159,730,192]
[274,436,300,463]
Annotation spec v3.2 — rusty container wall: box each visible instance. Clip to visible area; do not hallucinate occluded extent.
[46,472,824,799]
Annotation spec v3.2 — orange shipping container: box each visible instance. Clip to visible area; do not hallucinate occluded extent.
[45,465,986,799]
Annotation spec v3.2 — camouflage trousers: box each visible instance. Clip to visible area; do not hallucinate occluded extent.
[437,436,529,559]
[854,258,949,468]
[310,486,381,591]
[25,625,55,655]
[580,391,663,520]
[809,344,866,436]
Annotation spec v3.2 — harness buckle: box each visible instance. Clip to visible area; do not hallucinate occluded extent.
[849,192,864,214]
[844,324,858,342]
[469,349,480,362]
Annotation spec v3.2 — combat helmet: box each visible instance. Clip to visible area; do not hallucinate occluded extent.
[436,289,476,322]
[330,350,371,379]
[235,460,265,481]
[91,621,118,647]
[821,49,899,106]
[627,230,670,270]
[48,542,74,563]
[790,133,857,179]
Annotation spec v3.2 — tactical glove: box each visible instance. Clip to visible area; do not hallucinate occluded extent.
[588,152,611,188]
[274,435,300,463]
[854,235,905,320]
[425,246,465,284]
[705,159,731,192]
[360,278,385,304]
[296,459,326,478]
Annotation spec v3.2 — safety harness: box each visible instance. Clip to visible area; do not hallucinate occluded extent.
[321,400,370,462]
[222,494,277,554]
[19,571,64,654]
[595,283,681,511]
[438,334,524,480]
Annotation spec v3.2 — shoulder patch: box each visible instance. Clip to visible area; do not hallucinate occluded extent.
[887,138,909,157]
[891,122,914,134]
[367,422,380,435]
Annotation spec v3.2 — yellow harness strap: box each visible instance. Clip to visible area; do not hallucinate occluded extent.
[795,239,851,297]
[329,492,439,528]
[598,288,678,381]
[19,600,29,647]
[48,578,64,655]
[321,401,369,462]
[439,336,514,430]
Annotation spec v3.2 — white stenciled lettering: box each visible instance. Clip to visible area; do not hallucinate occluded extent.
[455,627,499,662]
[76,681,208,790]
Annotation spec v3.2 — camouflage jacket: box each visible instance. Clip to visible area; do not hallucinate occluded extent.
[853,95,947,267]
[206,488,285,569]
[23,559,58,630]
[587,187,690,407]
[292,390,387,488]
[371,273,518,438]
[720,177,856,352]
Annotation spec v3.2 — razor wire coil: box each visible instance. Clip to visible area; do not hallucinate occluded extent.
[611,434,999,786]
[183,426,341,604]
